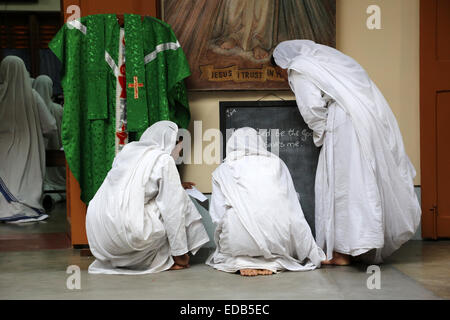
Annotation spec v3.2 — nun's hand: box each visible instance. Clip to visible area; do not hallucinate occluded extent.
[182,182,196,189]
[171,140,183,160]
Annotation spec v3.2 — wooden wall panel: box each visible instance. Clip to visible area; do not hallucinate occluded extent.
[62,0,157,19]
[436,92,450,237]
[420,0,450,238]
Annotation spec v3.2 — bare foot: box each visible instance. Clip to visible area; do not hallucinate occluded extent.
[333,252,351,265]
[253,46,269,60]
[257,269,273,276]
[322,252,351,266]
[239,269,259,276]
[169,263,188,270]
[220,39,237,50]
[173,254,190,267]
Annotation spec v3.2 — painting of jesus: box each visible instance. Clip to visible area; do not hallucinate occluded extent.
[162,0,336,90]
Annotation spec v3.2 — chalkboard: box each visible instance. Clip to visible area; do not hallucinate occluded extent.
[220,100,320,235]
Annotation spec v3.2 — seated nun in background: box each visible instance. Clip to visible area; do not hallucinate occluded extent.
[86,121,210,275]
[0,56,56,223]
[33,75,66,207]
[273,40,421,265]
[206,128,325,276]
[29,73,35,86]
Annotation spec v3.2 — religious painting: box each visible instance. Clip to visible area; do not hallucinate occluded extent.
[162,0,336,91]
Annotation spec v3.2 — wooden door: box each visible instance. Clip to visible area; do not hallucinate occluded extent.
[420,0,450,239]
[61,0,158,246]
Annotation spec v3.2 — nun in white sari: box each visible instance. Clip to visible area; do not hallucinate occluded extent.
[33,75,66,202]
[273,40,421,264]
[86,121,210,275]
[206,128,325,276]
[0,56,56,223]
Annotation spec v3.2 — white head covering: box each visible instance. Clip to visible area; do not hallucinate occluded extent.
[107,120,178,188]
[225,127,273,162]
[137,120,178,153]
[33,75,63,148]
[33,75,54,107]
[273,40,373,95]
[0,56,46,218]
[0,56,34,104]
[273,40,315,69]
[273,40,358,69]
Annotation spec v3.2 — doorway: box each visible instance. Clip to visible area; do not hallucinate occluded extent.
[420,0,450,239]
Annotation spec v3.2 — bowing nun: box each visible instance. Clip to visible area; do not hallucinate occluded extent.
[0,56,56,223]
[86,121,210,274]
[273,40,421,265]
[206,128,325,276]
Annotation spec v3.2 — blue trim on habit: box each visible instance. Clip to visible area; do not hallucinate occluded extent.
[0,213,47,222]
[0,176,18,202]
[0,176,46,219]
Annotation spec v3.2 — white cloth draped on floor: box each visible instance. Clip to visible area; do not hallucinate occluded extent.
[0,56,56,222]
[86,121,210,274]
[273,40,421,263]
[206,128,325,273]
[33,75,66,197]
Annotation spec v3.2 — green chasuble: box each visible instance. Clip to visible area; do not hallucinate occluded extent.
[49,14,191,204]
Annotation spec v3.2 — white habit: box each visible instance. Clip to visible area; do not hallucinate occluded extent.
[273,40,421,263]
[86,121,210,274]
[206,128,325,273]
[0,56,56,223]
[33,75,66,197]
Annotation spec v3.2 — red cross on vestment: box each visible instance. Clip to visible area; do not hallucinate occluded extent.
[128,76,144,99]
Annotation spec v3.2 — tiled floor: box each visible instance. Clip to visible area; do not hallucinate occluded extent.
[0,202,71,252]
[0,201,448,300]
[0,202,69,236]
[386,240,450,299]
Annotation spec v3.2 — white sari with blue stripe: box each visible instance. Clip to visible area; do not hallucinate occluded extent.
[0,56,56,223]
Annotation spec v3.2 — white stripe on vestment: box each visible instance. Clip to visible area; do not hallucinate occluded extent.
[144,41,180,64]
[105,51,120,78]
[115,28,127,154]
[67,20,87,34]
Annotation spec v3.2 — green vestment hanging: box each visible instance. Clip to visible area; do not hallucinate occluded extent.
[50,14,191,204]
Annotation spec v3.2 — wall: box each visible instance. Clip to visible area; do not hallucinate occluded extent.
[181,0,421,193]
[336,0,420,185]
[0,0,60,11]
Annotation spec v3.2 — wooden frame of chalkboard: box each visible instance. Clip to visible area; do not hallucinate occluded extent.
[219,100,321,234]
